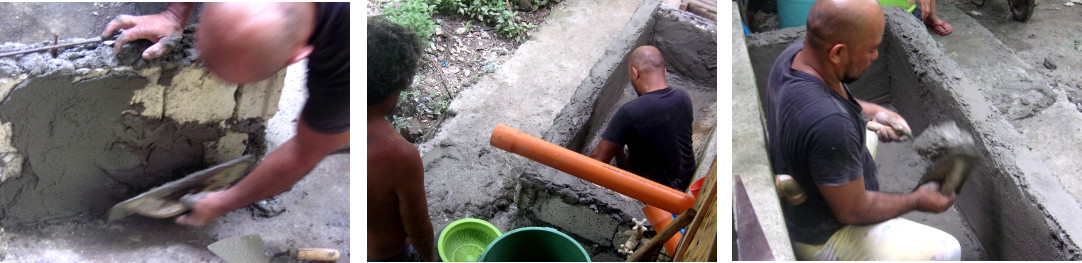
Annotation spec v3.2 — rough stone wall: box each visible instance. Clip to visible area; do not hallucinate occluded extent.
[0,32,283,226]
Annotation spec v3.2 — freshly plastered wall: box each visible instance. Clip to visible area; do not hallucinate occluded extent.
[0,33,283,226]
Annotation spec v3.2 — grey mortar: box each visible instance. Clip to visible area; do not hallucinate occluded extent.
[744,7,1082,260]
[0,27,271,226]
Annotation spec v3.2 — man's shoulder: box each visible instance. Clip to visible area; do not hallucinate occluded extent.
[367,133,421,163]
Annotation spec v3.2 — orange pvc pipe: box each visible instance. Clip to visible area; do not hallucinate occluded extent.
[489,123,695,214]
[643,205,682,255]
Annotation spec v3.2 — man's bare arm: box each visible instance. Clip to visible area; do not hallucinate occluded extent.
[589,139,620,164]
[176,118,348,225]
[819,176,955,225]
[396,146,436,261]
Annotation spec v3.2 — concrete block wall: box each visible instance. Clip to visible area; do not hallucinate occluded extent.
[0,33,284,226]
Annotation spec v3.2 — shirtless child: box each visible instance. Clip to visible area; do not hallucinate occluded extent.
[367,17,435,262]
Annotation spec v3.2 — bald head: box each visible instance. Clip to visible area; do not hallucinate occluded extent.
[627,45,669,94]
[629,45,665,75]
[805,0,885,53]
[197,3,315,84]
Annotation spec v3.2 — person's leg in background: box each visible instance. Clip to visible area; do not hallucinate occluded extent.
[913,0,953,35]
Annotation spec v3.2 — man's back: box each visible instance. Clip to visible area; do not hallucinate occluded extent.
[367,120,427,260]
[602,86,696,191]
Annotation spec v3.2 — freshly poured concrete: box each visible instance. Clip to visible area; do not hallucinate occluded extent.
[743,7,1082,260]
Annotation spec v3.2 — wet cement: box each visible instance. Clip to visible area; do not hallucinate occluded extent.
[0,61,349,262]
[0,30,272,226]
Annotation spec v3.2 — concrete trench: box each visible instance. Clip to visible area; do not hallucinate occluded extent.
[513,5,717,262]
[0,31,283,226]
[743,7,1082,260]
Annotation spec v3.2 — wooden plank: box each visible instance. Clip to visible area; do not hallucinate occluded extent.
[733,175,774,260]
[674,157,718,261]
[687,0,718,12]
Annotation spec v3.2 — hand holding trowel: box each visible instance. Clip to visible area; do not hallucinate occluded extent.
[776,121,981,205]
[107,155,258,222]
[911,121,981,195]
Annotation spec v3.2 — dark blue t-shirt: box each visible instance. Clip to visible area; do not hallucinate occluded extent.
[601,87,696,192]
[301,2,349,134]
[765,42,879,245]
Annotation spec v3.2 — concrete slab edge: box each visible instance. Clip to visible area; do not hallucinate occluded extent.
[731,4,796,261]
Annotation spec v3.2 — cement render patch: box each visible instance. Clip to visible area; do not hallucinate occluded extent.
[0,31,284,226]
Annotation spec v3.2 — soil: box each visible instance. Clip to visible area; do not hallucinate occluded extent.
[365,0,556,143]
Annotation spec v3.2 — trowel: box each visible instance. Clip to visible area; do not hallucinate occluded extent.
[107,155,257,222]
[208,234,341,263]
[911,121,981,195]
[776,121,981,205]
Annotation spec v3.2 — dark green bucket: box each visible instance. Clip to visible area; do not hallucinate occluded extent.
[477,227,590,262]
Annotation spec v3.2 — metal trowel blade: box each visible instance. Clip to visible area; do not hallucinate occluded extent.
[208,234,272,263]
[107,155,257,222]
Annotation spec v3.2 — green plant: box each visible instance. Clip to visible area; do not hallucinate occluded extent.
[1072,37,1082,51]
[428,92,452,116]
[383,0,439,41]
[391,114,409,131]
[430,0,545,42]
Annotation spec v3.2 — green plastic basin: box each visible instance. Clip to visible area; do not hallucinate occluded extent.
[438,218,502,262]
[477,227,590,262]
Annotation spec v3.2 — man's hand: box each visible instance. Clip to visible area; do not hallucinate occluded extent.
[101,3,195,59]
[913,182,956,213]
[175,191,231,226]
[870,111,912,142]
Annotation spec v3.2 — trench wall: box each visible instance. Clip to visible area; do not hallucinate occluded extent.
[0,32,283,226]
[516,0,717,261]
[744,7,1082,260]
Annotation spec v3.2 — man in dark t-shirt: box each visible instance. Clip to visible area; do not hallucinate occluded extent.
[765,0,960,260]
[101,3,349,226]
[589,45,695,193]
